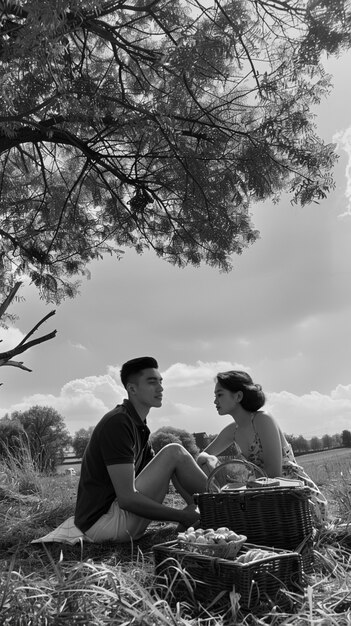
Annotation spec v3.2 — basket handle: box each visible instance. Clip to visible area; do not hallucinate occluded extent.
[206,459,267,492]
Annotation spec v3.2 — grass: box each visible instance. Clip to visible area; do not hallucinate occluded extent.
[0,445,351,624]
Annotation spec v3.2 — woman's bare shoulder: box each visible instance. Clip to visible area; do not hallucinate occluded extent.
[221,421,237,434]
[253,411,278,429]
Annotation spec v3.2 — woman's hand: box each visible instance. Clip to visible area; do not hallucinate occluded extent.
[196,452,220,477]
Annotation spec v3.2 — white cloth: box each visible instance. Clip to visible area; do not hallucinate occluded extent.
[31,516,92,545]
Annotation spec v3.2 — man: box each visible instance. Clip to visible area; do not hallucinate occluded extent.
[74,356,208,542]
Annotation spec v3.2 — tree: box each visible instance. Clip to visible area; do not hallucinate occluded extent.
[341,429,351,447]
[322,433,332,449]
[287,434,310,455]
[151,426,199,457]
[0,282,57,384]
[310,436,322,451]
[72,426,94,458]
[297,435,310,454]
[1,0,350,302]
[285,434,297,449]
[10,406,71,472]
[0,416,25,456]
[331,433,342,448]
[150,430,183,454]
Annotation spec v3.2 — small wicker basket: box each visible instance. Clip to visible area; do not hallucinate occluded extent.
[178,534,247,559]
[153,539,303,613]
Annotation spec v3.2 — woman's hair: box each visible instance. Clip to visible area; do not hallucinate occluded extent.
[216,370,266,412]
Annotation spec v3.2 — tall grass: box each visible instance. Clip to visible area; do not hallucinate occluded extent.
[297,449,351,489]
[0,435,42,498]
[298,450,351,521]
[0,438,75,547]
[1,443,351,624]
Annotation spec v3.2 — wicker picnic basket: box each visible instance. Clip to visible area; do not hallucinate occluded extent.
[153,539,303,613]
[194,460,315,572]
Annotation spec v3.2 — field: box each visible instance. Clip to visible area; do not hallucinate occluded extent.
[0,448,351,625]
[298,447,351,479]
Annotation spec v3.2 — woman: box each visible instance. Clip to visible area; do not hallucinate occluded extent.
[196,370,328,526]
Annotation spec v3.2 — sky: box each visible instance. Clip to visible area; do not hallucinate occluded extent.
[1,52,351,441]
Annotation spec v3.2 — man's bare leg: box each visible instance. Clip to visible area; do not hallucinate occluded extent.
[135,443,207,504]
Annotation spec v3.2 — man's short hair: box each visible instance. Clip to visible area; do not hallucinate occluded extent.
[120,356,158,388]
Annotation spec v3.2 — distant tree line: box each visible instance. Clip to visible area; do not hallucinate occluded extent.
[0,405,350,473]
[192,430,351,456]
[284,430,351,455]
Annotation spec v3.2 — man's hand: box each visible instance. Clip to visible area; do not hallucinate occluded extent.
[177,503,200,531]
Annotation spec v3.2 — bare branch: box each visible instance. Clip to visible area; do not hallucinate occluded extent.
[0,328,57,363]
[0,281,22,320]
[0,291,57,381]
[0,360,32,372]
[16,310,56,349]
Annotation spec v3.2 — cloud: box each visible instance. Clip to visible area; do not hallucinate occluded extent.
[331,383,351,401]
[237,337,251,347]
[333,127,351,218]
[148,402,203,432]
[0,373,125,435]
[268,387,351,438]
[1,361,350,440]
[0,326,25,351]
[162,360,250,388]
[295,315,320,332]
[68,341,87,351]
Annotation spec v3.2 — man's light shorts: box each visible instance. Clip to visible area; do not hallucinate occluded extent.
[84,499,150,542]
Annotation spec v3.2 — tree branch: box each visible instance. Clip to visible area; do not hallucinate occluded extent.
[16,310,56,349]
[0,360,32,372]
[0,328,57,363]
[0,281,22,320]
[0,124,135,185]
[0,298,57,380]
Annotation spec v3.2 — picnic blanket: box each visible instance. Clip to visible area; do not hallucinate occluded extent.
[31,516,92,545]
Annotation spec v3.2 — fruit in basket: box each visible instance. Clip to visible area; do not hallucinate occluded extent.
[178,527,244,545]
[236,548,276,563]
[193,535,207,544]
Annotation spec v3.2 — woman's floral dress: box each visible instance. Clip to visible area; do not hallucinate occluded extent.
[233,415,328,526]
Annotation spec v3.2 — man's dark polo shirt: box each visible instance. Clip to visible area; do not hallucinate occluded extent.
[74,399,154,533]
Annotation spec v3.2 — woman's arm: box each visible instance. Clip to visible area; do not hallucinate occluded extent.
[203,422,236,455]
[196,423,236,474]
[253,413,283,477]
